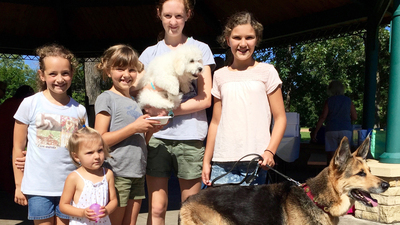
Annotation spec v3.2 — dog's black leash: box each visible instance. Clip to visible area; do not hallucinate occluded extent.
[265,163,302,186]
[211,154,262,187]
[211,154,301,187]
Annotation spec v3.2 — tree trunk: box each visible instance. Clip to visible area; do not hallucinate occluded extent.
[84,61,101,127]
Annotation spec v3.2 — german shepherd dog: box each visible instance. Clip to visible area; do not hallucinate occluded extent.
[179,137,389,225]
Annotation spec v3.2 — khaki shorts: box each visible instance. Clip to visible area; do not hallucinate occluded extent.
[146,137,204,180]
[114,176,145,207]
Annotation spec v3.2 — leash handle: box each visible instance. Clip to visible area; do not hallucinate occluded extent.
[211,153,302,187]
[211,154,263,187]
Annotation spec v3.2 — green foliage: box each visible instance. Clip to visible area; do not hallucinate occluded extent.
[70,62,86,105]
[70,61,112,105]
[255,27,390,128]
[0,55,37,103]
[0,27,391,129]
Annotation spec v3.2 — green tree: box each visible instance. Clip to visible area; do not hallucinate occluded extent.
[0,55,37,103]
[255,27,390,128]
[70,62,86,105]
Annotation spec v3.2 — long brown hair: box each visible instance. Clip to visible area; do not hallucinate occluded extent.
[218,12,263,66]
[36,44,77,91]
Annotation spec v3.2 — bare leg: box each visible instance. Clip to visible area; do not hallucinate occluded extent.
[123,199,142,225]
[56,216,68,225]
[179,177,201,202]
[110,206,126,225]
[34,216,67,225]
[146,175,169,225]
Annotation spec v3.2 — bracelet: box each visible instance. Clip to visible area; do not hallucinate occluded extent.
[264,149,275,156]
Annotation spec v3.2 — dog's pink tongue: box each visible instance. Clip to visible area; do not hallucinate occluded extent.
[366,196,378,207]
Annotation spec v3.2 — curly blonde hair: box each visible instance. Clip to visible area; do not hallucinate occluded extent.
[96,44,144,81]
[36,43,77,91]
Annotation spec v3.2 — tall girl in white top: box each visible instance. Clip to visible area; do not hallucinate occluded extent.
[12,44,88,225]
[60,123,118,225]
[135,0,215,224]
[202,11,287,186]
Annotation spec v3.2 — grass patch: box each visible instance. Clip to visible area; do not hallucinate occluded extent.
[301,127,310,143]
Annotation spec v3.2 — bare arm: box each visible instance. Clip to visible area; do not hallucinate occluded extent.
[262,87,286,168]
[103,169,118,217]
[350,102,357,121]
[134,65,212,117]
[59,173,91,219]
[12,120,28,206]
[312,100,329,141]
[202,97,221,186]
[94,111,159,147]
[173,65,212,116]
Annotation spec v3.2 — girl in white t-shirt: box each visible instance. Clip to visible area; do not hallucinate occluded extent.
[59,123,117,225]
[13,44,88,225]
[134,1,215,224]
[202,11,287,186]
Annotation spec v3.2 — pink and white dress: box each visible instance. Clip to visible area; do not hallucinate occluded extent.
[69,168,111,225]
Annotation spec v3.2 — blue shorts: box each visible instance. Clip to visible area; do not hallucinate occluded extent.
[27,195,69,220]
[210,161,268,186]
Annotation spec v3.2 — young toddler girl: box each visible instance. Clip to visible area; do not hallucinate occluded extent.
[60,122,117,225]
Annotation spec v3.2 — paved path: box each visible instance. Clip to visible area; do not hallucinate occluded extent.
[0,209,393,225]
[0,189,393,225]
[1,153,396,225]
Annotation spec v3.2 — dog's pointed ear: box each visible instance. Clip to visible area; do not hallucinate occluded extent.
[354,136,370,160]
[333,137,351,171]
[173,54,186,76]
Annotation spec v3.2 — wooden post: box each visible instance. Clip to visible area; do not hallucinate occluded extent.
[84,61,100,127]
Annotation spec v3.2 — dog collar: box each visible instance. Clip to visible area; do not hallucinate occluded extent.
[150,82,156,90]
[302,184,331,215]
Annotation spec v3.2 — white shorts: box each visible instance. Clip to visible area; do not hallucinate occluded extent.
[325,130,352,152]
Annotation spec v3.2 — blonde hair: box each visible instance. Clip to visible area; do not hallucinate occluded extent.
[67,118,110,167]
[36,44,77,91]
[327,80,345,96]
[96,44,144,81]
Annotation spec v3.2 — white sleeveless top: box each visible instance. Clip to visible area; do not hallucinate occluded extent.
[69,168,111,225]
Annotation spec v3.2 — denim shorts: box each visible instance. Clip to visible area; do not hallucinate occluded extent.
[210,161,268,186]
[26,195,69,220]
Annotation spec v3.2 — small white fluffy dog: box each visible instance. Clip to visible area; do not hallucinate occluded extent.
[137,45,203,110]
